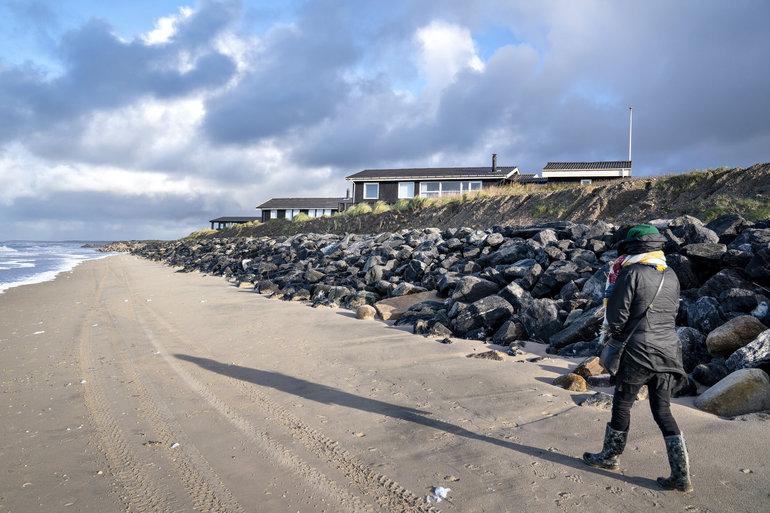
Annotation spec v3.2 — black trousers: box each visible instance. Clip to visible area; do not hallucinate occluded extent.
[610,370,681,437]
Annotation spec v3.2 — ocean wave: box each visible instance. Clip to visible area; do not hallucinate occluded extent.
[0,248,110,295]
[0,245,17,253]
[0,260,36,270]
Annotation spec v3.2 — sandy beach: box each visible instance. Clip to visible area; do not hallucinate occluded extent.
[1,254,767,513]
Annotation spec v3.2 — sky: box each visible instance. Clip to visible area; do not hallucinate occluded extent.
[1,0,769,240]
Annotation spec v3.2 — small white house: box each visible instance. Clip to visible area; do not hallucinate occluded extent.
[541,161,632,184]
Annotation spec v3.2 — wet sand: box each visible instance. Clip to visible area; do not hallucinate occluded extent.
[0,254,767,512]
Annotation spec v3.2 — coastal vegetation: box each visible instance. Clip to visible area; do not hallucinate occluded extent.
[209,163,768,239]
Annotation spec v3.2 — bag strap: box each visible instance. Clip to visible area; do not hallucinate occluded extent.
[621,270,666,344]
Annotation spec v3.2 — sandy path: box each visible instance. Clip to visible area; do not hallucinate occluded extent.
[1,255,767,512]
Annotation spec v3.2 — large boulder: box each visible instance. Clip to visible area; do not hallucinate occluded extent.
[677,327,710,373]
[548,306,605,350]
[498,259,542,290]
[519,298,562,342]
[694,369,770,417]
[682,242,727,265]
[706,214,749,240]
[747,245,770,283]
[705,315,767,357]
[374,291,442,321]
[498,281,530,309]
[451,276,500,303]
[698,269,753,298]
[451,295,514,336]
[692,359,730,386]
[666,254,700,290]
[581,267,608,304]
[726,329,770,372]
[670,215,719,244]
[490,319,525,346]
[686,296,723,333]
[532,260,579,298]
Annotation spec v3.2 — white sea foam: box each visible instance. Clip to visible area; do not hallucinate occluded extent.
[0,245,17,253]
[0,252,111,295]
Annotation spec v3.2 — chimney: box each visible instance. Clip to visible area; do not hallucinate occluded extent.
[492,153,498,173]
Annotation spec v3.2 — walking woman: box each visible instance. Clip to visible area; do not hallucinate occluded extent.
[583,224,693,492]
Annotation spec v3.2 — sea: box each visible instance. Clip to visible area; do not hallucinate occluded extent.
[0,241,111,294]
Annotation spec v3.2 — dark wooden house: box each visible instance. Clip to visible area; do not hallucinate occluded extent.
[209,216,261,230]
[541,161,632,184]
[257,197,352,222]
[345,158,519,204]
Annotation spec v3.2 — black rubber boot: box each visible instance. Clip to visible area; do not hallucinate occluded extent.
[657,434,693,492]
[582,423,628,470]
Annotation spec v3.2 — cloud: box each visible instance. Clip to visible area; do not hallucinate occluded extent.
[415,20,484,94]
[1,0,770,240]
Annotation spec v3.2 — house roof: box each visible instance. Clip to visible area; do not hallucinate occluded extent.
[543,161,632,170]
[256,197,350,209]
[346,166,517,181]
[514,173,545,183]
[209,216,261,223]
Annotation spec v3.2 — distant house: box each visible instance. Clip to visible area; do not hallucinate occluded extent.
[209,216,261,230]
[345,156,519,204]
[257,197,352,222]
[541,161,632,184]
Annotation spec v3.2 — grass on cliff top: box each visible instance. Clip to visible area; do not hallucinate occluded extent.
[701,196,770,221]
[185,228,218,239]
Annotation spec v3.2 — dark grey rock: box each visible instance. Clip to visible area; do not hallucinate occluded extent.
[699,269,753,298]
[498,259,542,290]
[451,276,500,302]
[531,260,579,298]
[556,339,602,357]
[451,295,514,336]
[548,306,605,349]
[692,358,729,386]
[498,281,530,309]
[666,254,700,290]
[706,213,748,236]
[747,245,770,283]
[579,392,614,409]
[519,298,562,342]
[677,326,710,373]
[726,329,770,371]
[686,296,723,333]
[490,319,525,346]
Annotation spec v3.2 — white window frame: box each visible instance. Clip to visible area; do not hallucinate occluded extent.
[580,179,593,185]
[419,180,483,197]
[398,181,415,199]
[270,209,277,219]
[363,182,379,200]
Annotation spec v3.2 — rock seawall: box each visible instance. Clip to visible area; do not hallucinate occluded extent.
[106,213,770,416]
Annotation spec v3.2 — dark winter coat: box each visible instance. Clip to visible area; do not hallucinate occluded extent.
[606,264,687,380]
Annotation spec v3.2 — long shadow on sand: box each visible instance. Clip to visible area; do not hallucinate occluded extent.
[175,353,660,490]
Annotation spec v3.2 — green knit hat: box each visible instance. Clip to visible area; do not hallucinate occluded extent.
[626,224,660,240]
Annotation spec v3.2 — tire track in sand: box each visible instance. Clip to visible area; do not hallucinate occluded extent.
[115,262,439,513]
[110,262,377,513]
[100,295,245,513]
[76,267,175,513]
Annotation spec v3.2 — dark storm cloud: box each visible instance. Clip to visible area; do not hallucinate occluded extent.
[203,0,359,143]
[202,0,770,175]
[0,0,238,144]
